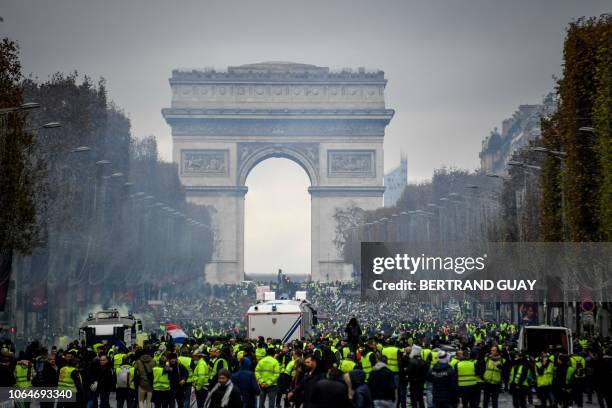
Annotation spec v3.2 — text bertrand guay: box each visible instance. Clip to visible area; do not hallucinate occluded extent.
[372,279,537,291]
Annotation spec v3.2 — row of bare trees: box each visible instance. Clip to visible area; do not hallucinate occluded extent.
[1,40,214,340]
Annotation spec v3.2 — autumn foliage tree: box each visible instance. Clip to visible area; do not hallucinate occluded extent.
[540,14,612,242]
[0,39,41,310]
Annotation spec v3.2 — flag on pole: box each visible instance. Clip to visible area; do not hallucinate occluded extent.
[165,323,187,344]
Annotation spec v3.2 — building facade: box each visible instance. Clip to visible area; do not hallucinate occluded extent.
[383,153,407,207]
[479,94,556,174]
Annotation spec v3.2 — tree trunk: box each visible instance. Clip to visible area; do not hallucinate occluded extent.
[0,248,13,311]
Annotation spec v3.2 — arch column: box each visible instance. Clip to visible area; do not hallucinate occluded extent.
[185,186,247,283]
[309,186,385,282]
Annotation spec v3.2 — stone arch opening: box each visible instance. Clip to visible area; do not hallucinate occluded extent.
[244,157,311,277]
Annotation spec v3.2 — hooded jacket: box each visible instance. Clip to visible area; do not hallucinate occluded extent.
[231,359,260,407]
[134,354,156,392]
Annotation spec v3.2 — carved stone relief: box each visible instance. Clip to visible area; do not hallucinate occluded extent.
[328,150,375,178]
[181,149,229,176]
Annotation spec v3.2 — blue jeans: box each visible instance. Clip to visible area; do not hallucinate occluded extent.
[181,384,192,408]
[373,401,395,408]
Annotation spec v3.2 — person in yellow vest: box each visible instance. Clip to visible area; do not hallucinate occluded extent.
[340,340,351,360]
[284,349,301,379]
[192,350,211,408]
[14,358,32,388]
[456,351,480,408]
[254,341,267,363]
[114,351,127,371]
[473,330,484,346]
[57,352,84,408]
[113,354,134,408]
[553,354,575,408]
[421,344,433,366]
[535,351,555,408]
[255,348,281,408]
[381,339,402,404]
[275,344,292,407]
[509,352,532,408]
[359,339,379,382]
[152,356,172,408]
[482,346,505,408]
[93,342,104,355]
[116,354,134,408]
[569,351,587,408]
[339,352,357,373]
[450,350,462,370]
[360,340,378,382]
[210,347,229,385]
[177,348,194,408]
[128,365,136,407]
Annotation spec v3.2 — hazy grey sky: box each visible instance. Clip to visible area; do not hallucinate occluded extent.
[3,0,609,276]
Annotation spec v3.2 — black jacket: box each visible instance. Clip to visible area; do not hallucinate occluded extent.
[167,362,189,391]
[349,370,372,408]
[292,369,325,408]
[406,356,429,385]
[345,323,362,346]
[427,362,457,404]
[89,362,115,393]
[0,364,15,387]
[368,363,396,401]
[310,377,351,408]
[39,362,59,387]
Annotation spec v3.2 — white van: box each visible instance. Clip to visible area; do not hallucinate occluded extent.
[518,326,573,355]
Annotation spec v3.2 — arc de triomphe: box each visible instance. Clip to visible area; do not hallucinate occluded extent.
[162,62,394,283]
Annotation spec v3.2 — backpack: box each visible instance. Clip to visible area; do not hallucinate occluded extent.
[116,365,131,388]
[574,359,585,379]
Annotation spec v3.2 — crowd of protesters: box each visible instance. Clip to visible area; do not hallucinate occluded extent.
[1,280,612,408]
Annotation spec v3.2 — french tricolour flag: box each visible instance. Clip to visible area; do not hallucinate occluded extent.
[165,323,187,344]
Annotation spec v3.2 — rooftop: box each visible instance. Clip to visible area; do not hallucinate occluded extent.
[171,62,386,83]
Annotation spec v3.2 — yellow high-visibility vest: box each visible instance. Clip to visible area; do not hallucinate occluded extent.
[153,366,170,391]
[382,346,400,373]
[58,366,77,391]
[193,359,211,391]
[15,364,31,388]
[483,357,504,384]
[457,360,478,387]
